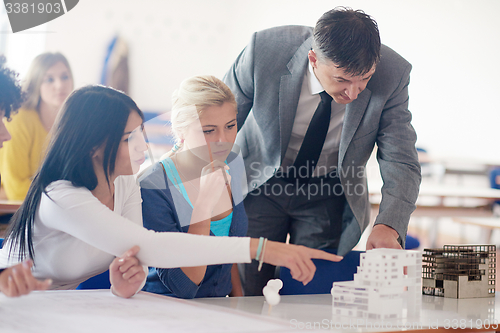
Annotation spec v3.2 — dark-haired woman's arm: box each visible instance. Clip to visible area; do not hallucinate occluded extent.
[41,179,251,268]
[40,178,342,286]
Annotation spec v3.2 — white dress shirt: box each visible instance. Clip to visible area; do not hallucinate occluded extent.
[281,62,346,177]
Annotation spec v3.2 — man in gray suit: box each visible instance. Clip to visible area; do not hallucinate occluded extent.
[224,7,421,296]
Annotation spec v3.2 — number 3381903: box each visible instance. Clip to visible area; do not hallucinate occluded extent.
[5,2,61,14]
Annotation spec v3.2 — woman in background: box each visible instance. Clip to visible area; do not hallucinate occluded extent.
[0,85,342,298]
[140,75,246,298]
[0,52,74,201]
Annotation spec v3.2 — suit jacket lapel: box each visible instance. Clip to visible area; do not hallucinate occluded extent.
[339,88,371,166]
[279,37,311,160]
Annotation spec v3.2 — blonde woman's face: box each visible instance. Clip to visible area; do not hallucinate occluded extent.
[39,61,73,110]
[183,102,237,162]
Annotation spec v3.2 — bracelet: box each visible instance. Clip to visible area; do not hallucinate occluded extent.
[255,237,265,261]
[257,238,268,272]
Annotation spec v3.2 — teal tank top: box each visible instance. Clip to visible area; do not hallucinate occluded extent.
[161,157,232,237]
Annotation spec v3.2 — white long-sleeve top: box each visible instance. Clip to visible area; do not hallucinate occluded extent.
[0,176,251,290]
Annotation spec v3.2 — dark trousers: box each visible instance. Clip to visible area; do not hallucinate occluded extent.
[240,173,345,296]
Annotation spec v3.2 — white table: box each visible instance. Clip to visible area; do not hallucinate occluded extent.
[368,180,500,247]
[369,180,500,217]
[0,290,290,333]
[193,293,499,332]
[453,217,500,244]
[454,217,500,228]
[1,290,499,332]
[368,182,500,200]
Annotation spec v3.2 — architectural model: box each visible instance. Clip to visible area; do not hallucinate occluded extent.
[422,245,496,299]
[331,249,422,320]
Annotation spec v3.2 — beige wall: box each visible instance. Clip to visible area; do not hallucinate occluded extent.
[2,0,500,162]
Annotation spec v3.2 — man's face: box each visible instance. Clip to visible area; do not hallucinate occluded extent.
[308,50,376,104]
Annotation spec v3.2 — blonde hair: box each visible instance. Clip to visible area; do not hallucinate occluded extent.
[22,52,73,111]
[165,75,236,158]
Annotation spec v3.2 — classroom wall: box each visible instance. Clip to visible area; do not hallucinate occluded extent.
[3,0,500,162]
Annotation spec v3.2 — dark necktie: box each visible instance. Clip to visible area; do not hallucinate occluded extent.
[292,91,332,180]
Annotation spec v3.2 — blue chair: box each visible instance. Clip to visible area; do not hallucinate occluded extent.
[279,249,363,295]
[490,167,500,218]
[490,167,500,202]
[405,234,420,250]
[76,270,111,290]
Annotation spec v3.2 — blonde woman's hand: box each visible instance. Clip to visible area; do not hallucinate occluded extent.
[109,245,146,298]
[197,160,231,209]
[0,260,52,297]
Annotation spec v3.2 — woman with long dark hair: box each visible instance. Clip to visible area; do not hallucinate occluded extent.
[0,85,341,298]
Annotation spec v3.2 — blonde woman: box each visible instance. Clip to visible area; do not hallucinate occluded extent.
[139,76,260,298]
[0,52,74,201]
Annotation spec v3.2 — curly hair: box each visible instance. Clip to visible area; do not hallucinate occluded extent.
[0,55,24,119]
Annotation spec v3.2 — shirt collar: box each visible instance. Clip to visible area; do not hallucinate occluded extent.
[308,61,325,95]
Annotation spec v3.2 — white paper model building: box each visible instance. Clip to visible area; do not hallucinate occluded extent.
[422,245,496,299]
[331,249,422,320]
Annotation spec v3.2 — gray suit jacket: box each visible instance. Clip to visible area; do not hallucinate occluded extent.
[223,25,421,255]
